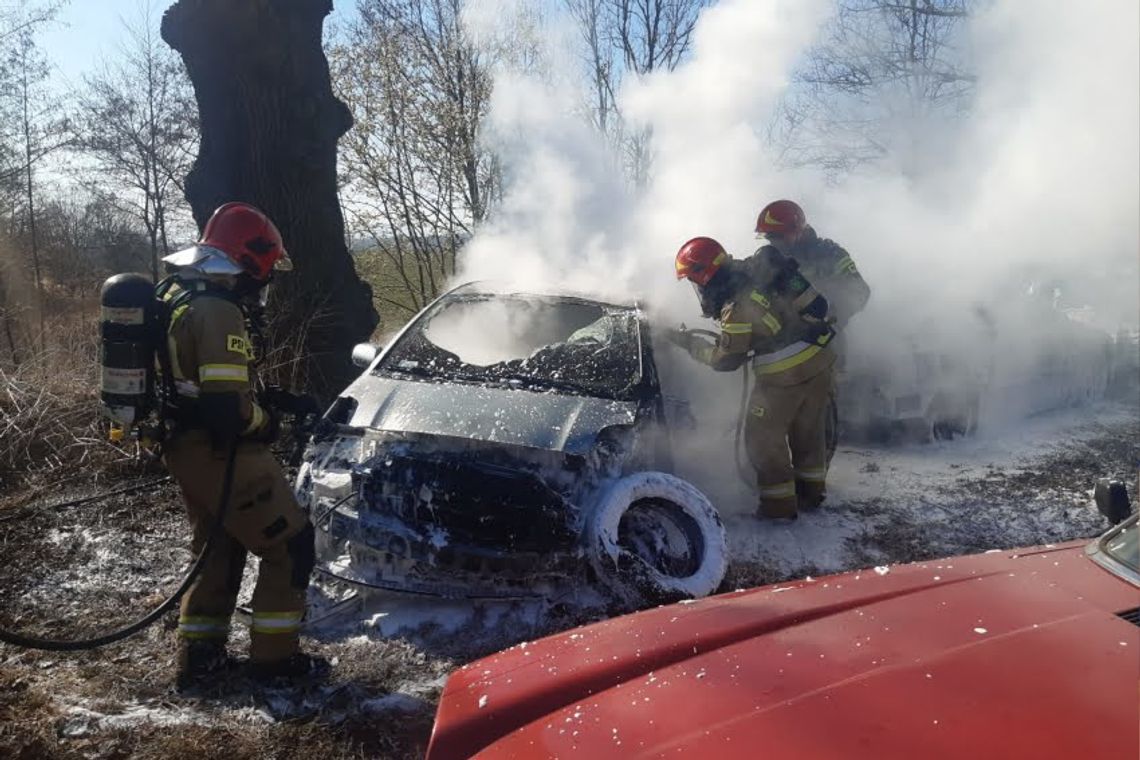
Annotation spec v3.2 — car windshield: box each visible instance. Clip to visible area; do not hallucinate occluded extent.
[1102,518,1139,574]
[375,294,642,400]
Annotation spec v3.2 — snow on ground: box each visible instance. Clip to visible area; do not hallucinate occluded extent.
[0,401,1135,756]
[704,401,1137,582]
[9,401,1133,647]
[298,400,1136,648]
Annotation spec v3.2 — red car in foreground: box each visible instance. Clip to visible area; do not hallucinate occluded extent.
[427,513,1139,759]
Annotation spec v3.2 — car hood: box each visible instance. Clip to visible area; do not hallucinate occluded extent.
[342,375,638,456]
[428,542,1139,759]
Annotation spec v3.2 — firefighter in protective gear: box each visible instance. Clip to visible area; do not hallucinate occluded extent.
[754,199,870,329]
[160,202,321,688]
[755,200,870,463]
[670,237,837,520]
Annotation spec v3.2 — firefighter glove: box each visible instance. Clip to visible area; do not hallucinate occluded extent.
[801,316,836,347]
[261,386,321,417]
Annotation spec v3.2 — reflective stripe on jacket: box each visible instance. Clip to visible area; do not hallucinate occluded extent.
[694,261,836,384]
[785,226,870,327]
[164,284,267,435]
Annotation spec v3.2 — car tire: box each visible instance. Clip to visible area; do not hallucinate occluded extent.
[587,472,727,606]
[927,388,981,441]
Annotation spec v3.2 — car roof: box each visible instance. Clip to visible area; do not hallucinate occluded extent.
[445,280,641,311]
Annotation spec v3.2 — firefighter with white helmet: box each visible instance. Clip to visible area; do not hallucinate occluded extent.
[669,236,837,520]
[159,202,322,688]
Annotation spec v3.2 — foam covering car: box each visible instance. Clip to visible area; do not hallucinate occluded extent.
[427,512,1140,759]
[838,285,1119,443]
[294,283,727,604]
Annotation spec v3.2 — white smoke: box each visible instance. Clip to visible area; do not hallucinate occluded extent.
[460,0,834,305]
[455,0,1138,482]
[460,0,1137,320]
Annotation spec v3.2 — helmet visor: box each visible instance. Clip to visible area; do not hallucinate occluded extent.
[161,245,244,276]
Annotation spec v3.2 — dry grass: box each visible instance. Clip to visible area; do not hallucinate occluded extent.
[0,303,138,497]
[0,467,444,760]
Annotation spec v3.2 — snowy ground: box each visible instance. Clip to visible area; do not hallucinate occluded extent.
[709,401,1138,585]
[0,401,1135,758]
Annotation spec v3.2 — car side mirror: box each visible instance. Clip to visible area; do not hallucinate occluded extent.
[351,343,379,369]
[1094,479,1133,525]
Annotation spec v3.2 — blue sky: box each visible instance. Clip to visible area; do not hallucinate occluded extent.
[39,0,358,90]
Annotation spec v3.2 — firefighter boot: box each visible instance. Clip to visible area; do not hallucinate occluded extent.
[757,496,799,521]
[248,652,331,684]
[175,640,237,691]
[796,479,827,511]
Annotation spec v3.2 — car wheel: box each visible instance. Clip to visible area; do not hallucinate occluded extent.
[928,389,980,441]
[587,472,727,606]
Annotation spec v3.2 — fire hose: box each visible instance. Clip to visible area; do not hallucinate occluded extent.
[682,328,757,490]
[0,477,172,525]
[0,440,239,652]
[681,328,838,491]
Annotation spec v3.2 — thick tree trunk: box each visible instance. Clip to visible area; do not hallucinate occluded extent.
[161,0,378,399]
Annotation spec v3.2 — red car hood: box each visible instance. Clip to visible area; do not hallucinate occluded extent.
[428,541,1140,759]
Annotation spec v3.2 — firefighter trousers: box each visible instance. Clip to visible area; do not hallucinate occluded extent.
[744,364,837,518]
[164,431,314,663]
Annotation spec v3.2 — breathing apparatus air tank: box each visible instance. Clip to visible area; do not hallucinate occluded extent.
[99,273,156,430]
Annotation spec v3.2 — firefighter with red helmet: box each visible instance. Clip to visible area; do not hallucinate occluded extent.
[159,202,323,688]
[669,237,837,520]
[754,200,870,330]
[755,200,871,461]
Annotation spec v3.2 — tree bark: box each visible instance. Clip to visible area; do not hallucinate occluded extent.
[161,0,378,398]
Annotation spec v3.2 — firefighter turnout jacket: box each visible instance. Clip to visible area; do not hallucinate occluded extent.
[164,280,270,441]
[687,258,837,519]
[776,225,870,328]
[159,277,315,665]
[691,251,837,385]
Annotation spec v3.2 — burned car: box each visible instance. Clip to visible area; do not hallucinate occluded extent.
[295,283,727,604]
[838,287,1117,443]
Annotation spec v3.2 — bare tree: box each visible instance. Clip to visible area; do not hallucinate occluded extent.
[162,0,379,399]
[11,29,44,337]
[75,2,197,281]
[775,0,975,177]
[0,0,59,45]
[335,0,499,315]
[35,195,152,292]
[0,7,64,350]
[563,0,709,185]
[0,232,26,366]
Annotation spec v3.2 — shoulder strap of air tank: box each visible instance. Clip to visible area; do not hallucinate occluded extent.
[161,276,239,313]
[152,276,181,418]
[152,275,245,419]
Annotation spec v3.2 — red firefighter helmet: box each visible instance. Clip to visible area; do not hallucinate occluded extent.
[163,202,292,280]
[675,237,728,287]
[755,199,806,238]
[200,202,291,280]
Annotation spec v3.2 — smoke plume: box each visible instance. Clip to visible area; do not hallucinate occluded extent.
[455,0,1138,509]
